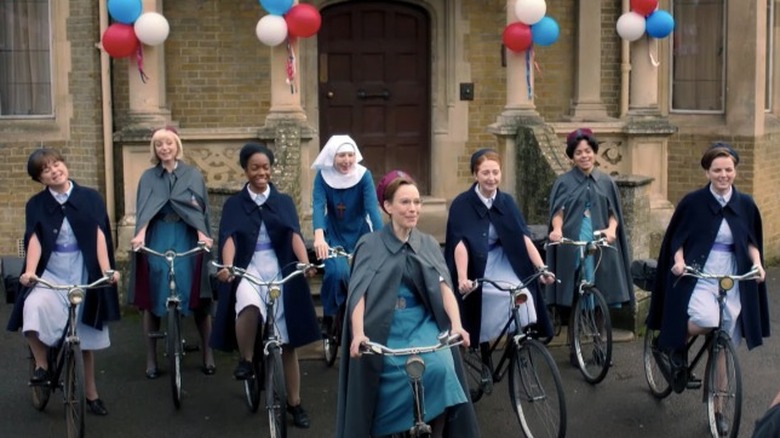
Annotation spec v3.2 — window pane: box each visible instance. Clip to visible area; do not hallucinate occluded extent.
[671,0,725,112]
[0,0,52,117]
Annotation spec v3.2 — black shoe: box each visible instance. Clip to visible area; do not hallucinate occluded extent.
[233,360,254,380]
[201,364,216,376]
[145,367,159,379]
[670,351,688,394]
[715,412,729,436]
[321,315,334,338]
[86,398,108,416]
[652,346,673,385]
[287,403,310,428]
[30,367,48,383]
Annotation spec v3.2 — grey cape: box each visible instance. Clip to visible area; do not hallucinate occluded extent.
[545,167,634,307]
[335,224,479,438]
[128,161,212,305]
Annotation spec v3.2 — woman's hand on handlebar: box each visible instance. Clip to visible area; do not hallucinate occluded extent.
[196,231,213,249]
[350,334,369,358]
[457,278,474,295]
[216,267,234,282]
[451,326,470,348]
[671,261,686,277]
[313,236,329,261]
[548,229,562,243]
[539,271,556,285]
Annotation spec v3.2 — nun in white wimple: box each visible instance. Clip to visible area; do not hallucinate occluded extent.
[311,135,383,329]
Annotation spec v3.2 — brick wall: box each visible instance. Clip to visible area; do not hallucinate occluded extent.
[0,0,105,255]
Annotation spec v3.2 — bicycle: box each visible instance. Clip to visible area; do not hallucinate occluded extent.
[359,331,464,438]
[26,270,116,438]
[462,269,567,438]
[319,246,353,367]
[211,260,324,437]
[133,241,210,409]
[545,231,614,384]
[643,265,761,438]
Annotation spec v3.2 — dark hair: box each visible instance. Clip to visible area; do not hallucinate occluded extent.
[27,148,65,182]
[565,128,599,159]
[470,148,501,174]
[239,143,275,169]
[376,170,416,214]
[701,142,739,169]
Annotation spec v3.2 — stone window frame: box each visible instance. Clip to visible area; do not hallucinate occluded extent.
[0,0,71,142]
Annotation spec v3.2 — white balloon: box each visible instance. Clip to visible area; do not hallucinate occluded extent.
[616,11,646,42]
[255,15,288,47]
[514,0,547,25]
[133,12,170,46]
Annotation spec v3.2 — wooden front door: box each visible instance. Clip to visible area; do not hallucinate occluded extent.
[318,2,431,194]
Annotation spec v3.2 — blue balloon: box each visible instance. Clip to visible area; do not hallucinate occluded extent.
[260,0,293,16]
[531,16,560,47]
[107,0,142,24]
[645,10,675,39]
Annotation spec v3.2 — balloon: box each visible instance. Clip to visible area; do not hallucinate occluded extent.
[101,23,139,58]
[107,0,142,25]
[502,22,532,53]
[616,11,646,42]
[260,0,293,16]
[531,16,559,46]
[630,0,659,17]
[255,15,288,46]
[134,12,170,46]
[514,0,547,26]
[645,10,675,39]
[285,4,322,38]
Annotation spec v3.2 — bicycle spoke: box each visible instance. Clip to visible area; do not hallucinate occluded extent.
[510,340,566,438]
[63,345,85,438]
[706,335,741,437]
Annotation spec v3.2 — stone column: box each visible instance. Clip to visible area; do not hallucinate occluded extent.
[628,37,660,114]
[725,0,765,135]
[569,0,609,120]
[125,0,172,127]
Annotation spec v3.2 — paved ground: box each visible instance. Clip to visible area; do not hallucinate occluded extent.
[1,267,779,437]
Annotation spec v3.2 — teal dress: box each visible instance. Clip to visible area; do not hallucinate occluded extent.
[372,279,467,435]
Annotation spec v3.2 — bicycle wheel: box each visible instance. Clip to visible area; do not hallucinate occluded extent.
[63,344,85,438]
[244,324,262,413]
[167,306,183,409]
[266,346,287,438]
[705,334,741,438]
[643,328,672,399]
[28,347,52,411]
[509,339,566,438]
[462,346,492,403]
[322,311,340,367]
[572,287,612,384]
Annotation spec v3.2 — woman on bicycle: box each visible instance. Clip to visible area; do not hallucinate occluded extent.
[336,170,479,438]
[211,142,319,429]
[545,128,633,363]
[444,149,554,362]
[311,134,383,334]
[129,127,215,379]
[7,148,120,416]
[647,143,768,395]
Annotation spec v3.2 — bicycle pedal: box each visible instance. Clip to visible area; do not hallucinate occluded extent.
[148,331,166,339]
[183,343,200,353]
[686,379,702,390]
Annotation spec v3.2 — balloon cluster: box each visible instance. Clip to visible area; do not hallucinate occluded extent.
[502,0,559,52]
[255,0,322,46]
[101,0,170,58]
[616,0,675,42]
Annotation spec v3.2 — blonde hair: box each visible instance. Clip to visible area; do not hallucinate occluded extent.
[149,127,184,164]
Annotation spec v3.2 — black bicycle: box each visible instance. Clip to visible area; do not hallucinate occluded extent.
[546,231,614,384]
[26,270,116,438]
[644,265,761,438]
[360,331,463,438]
[134,242,210,409]
[212,260,324,437]
[462,270,567,438]
[319,246,353,367]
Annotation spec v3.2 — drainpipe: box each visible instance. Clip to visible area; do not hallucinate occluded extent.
[620,0,630,117]
[98,2,116,229]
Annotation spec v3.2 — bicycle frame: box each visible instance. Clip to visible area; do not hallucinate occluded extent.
[135,242,210,311]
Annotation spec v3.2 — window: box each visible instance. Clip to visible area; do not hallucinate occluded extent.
[670,0,726,113]
[0,0,52,117]
[766,0,774,112]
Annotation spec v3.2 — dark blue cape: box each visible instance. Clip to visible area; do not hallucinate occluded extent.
[7,182,120,332]
[210,183,319,351]
[444,184,552,341]
[647,184,769,351]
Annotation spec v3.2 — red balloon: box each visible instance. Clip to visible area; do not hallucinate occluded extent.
[502,22,532,53]
[285,4,321,38]
[101,23,139,58]
[630,0,658,17]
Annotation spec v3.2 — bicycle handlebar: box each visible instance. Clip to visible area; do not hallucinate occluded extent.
[359,332,463,356]
[323,246,353,261]
[31,270,116,291]
[545,232,614,250]
[680,265,761,282]
[133,241,211,259]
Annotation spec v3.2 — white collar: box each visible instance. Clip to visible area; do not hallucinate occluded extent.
[474,184,495,208]
[311,135,367,189]
[247,184,271,202]
[709,185,732,206]
[49,180,73,202]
